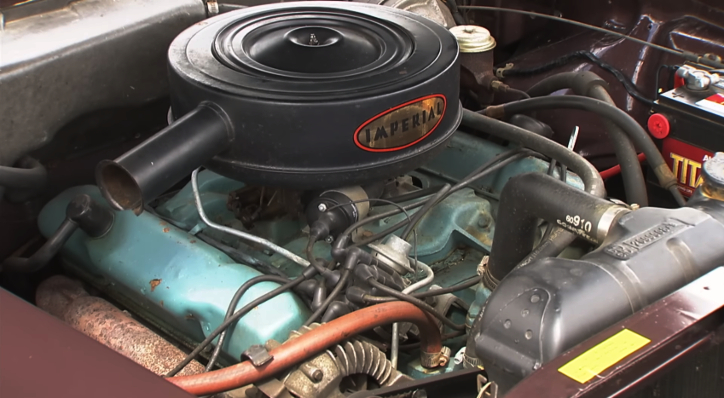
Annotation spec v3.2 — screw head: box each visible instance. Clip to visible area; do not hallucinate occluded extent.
[317,203,327,212]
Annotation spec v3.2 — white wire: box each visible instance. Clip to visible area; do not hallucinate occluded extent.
[390,260,435,368]
[191,168,310,267]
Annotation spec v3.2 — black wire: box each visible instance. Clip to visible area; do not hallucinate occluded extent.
[165,276,305,377]
[415,276,480,297]
[143,205,288,278]
[350,149,541,249]
[205,275,290,371]
[367,279,466,331]
[457,6,684,57]
[325,197,418,270]
[375,186,443,206]
[400,184,451,240]
[498,51,655,106]
[654,65,679,99]
[363,276,481,304]
[303,269,351,326]
[442,0,467,25]
[195,233,287,278]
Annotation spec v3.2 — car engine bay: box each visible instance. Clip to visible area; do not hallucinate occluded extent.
[1,0,724,397]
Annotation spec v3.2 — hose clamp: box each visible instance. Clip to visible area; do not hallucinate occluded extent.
[596,206,630,243]
[420,346,452,368]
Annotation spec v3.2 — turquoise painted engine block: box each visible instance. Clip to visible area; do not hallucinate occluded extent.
[37,131,583,369]
[37,186,309,362]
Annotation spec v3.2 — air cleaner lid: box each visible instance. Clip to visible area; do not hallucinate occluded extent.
[167,2,461,188]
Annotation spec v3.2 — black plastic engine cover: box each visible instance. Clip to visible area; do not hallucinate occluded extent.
[167,2,461,188]
[473,194,724,394]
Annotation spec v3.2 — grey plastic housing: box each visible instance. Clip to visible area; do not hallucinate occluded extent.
[473,195,724,394]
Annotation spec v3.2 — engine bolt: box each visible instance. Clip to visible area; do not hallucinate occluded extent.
[317,203,327,212]
[300,362,324,382]
[325,236,335,244]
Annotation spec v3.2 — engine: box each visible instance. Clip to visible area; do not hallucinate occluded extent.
[2,1,724,397]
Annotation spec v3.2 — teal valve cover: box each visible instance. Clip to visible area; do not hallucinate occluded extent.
[37,186,309,361]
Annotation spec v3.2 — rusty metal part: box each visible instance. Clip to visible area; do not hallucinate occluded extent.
[0,287,195,398]
[227,186,303,230]
[505,266,724,398]
[282,325,412,398]
[35,275,204,377]
[169,301,443,396]
[458,50,497,105]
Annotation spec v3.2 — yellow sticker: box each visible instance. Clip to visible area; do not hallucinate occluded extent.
[558,329,651,384]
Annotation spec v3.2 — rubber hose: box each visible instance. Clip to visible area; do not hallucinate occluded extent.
[461,110,605,197]
[460,110,605,285]
[526,72,648,206]
[2,219,78,273]
[0,156,47,189]
[486,96,684,206]
[487,172,624,283]
[168,302,443,396]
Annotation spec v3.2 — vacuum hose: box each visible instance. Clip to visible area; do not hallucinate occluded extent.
[168,301,443,396]
[483,95,685,206]
[526,71,648,206]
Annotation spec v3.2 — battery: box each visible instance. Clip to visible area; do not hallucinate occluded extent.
[649,75,723,197]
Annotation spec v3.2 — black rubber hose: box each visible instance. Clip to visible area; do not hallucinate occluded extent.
[461,110,604,197]
[526,71,648,206]
[515,226,572,270]
[303,269,351,326]
[506,87,531,99]
[498,50,654,106]
[461,109,606,272]
[206,275,290,371]
[166,273,312,377]
[2,219,78,273]
[0,156,47,201]
[486,172,625,284]
[2,194,114,273]
[367,279,465,331]
[486,96,685,206]
[0,156,47,189]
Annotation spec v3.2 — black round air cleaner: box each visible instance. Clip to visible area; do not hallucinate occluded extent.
[97,2,460,213]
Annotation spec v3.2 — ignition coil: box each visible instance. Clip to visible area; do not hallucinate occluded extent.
[306,184,383,241]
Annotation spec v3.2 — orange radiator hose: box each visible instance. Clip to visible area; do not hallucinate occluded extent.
[169,302,444,396]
